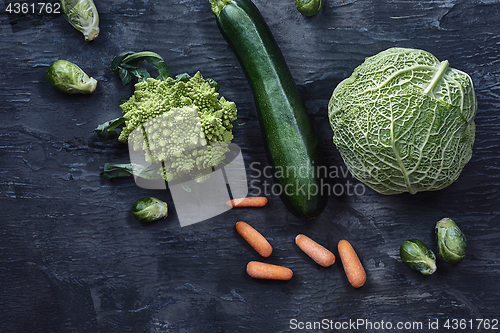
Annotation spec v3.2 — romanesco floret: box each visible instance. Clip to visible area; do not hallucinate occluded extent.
[121,72,237,182]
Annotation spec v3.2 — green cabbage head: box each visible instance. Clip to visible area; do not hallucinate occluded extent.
[328,48,477,195]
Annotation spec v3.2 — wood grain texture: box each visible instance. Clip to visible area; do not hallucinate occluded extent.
[1,0,500,332]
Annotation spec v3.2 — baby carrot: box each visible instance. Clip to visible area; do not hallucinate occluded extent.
[226,197,268,207]
[295,234,335,267]
[235,221,273,257]
[246,261,293,280]
[338,240,366,288]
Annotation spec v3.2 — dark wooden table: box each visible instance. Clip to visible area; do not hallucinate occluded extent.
[1,0,499,332]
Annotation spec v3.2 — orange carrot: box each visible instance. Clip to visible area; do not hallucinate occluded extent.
[226,197,268,207]
[235,221,273,257]
[338,240,366,288]
[246,261,293,280]
[295,234,335,267]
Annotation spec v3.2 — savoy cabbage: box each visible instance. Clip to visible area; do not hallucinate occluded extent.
[328,47,477,195]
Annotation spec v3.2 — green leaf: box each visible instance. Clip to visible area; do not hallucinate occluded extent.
[110,51,135,79]
[94,117,126,141]
[110,51,172,85]
[131,68,151,82]
[123,51,171,81]
[174,73,192,82]
[100,163,161,180]
[118,67,133,86]
[101,163,133,179]
[207,78,220,92]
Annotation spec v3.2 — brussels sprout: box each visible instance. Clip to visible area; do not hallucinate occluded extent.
[435,218,467,264]
[132,197,168,223]
[46,60,97,94]
[294,0,322,16]
[400,239,437,275]
[60,0,100,41]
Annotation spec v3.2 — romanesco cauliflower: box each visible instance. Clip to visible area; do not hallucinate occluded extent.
[120,72,237,182]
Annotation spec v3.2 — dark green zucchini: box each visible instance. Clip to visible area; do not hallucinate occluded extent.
[210,0,327,219]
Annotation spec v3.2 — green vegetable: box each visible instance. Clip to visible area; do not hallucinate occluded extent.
[210,0,327,219]
[110,51,172,86]
[295,0,322,16]
[119,74,237,183]
[94,117,126,141]
[435,218,467,264]
[328,47,477,195]
[60,0,99,41]
[400,239,437,275]
[100,163,161,180]
[132,197,168,223]
[96,51,238,183]
[46,60,97,94]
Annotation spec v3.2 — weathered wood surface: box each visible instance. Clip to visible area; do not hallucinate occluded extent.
[1,0,499,331]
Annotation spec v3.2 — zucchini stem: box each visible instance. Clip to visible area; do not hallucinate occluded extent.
[210,0,232,16]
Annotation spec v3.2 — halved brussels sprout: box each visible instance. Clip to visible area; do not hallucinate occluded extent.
[132,197,168,223]
[60,0,100,41]
[435,218,467,264]
[46,60,97,94]
[400,239,437,275]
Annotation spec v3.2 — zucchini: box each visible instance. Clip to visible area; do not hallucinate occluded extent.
[210,0,327,219]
